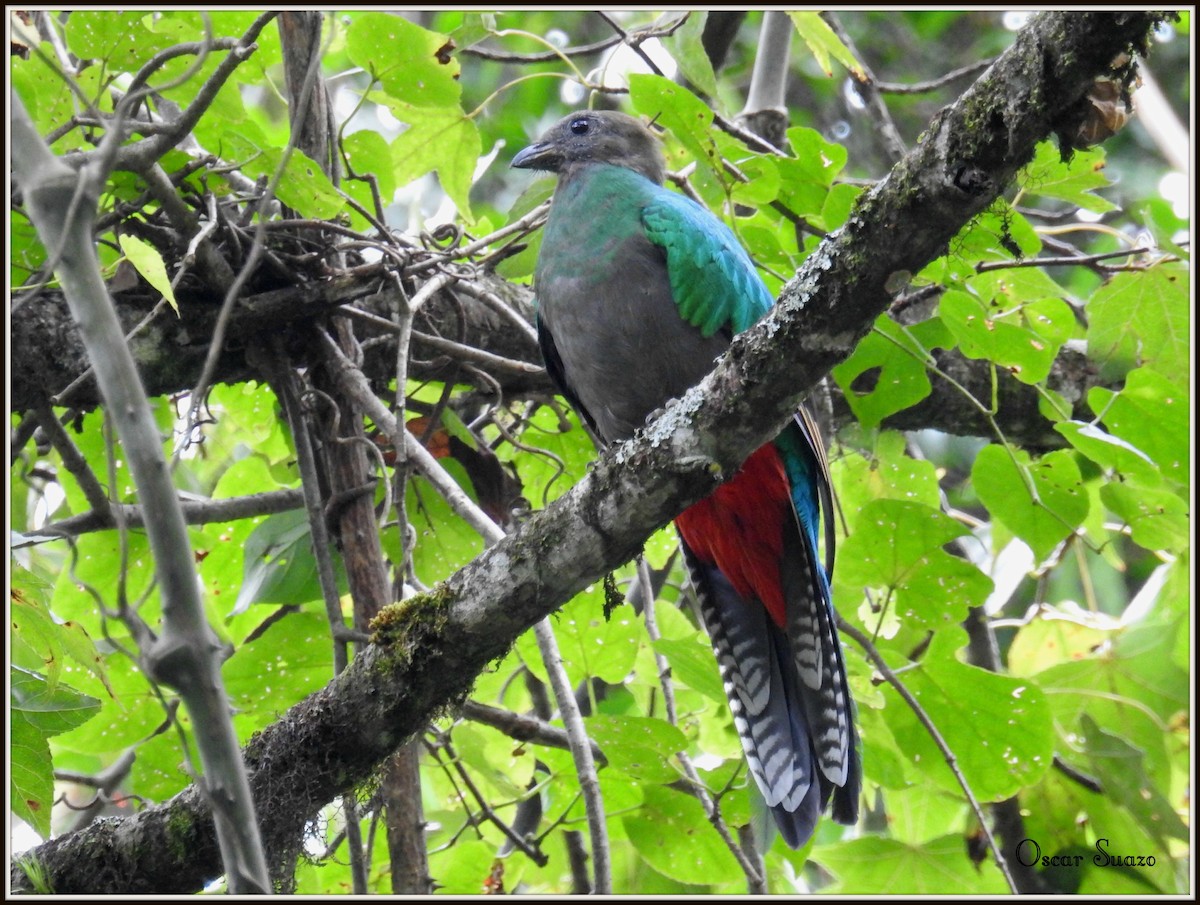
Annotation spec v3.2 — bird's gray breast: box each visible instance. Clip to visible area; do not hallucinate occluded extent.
[537,225,729,443]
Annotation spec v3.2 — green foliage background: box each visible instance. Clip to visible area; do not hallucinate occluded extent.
[9,10,1191,895]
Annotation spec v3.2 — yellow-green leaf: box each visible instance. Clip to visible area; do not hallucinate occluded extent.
[118,234,178,314]
[788,12,865,78]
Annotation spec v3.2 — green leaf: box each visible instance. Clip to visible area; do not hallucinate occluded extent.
[64,10,172,70]
[1033,621,1188,795]
[885,631,1055,802]
[1088,367,1189,491]
[832,314,949,428]
[839,499,991,628]
[447,12,496,50]
[447,723,536,800]
[10,582,111,696]
[629,73,722,182]
[1086,263,1190,379]
[11,666,102,737]
[346,12,461,108]
[587,714,687,784]
[652,637,725,704]
[1079,714,1190,847]
[972,446,1089,561]
[223,610,334,725]
[234,509,346,612]
[1054,421,1160,488]
[662,12,719,100]
[219,127,346,220]
[940,288,1075,384]
[787,12,865,78]
[516,587,641,688]
[1099,482,1189,552]
[118,234,178,314]
[773,127,847,218]
[341,128,396,200]
[403,467,485,585]
[1137,197,1190,259]
[10,717,53,838]
[1018,142,1117,213]
[389,104,481,222]
[813,834,1009,894]
[832,431,942,516]
[953,202,1042,261]
[623,786,743,884]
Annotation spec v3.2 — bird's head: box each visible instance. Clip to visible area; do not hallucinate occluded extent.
[511,110,665,185]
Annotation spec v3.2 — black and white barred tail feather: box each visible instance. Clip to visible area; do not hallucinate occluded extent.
[680,523,859,849]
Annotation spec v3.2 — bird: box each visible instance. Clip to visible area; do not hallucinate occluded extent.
[511,109,859,850]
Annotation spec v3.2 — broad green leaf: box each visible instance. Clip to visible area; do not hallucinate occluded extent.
[1137,197,1190,259]
[586,714,687,784]
[629,73,722,182]
[10,57,106,154]
[624,786,743,884]
[426,839,497,895]
[10,717,53,838]
[447,11,496,50]
[727,152,780,207]
[1079,714,1189,847]
[341,128,396,200]
[1100,482,1189,552]
[821,181,861,231]
[516,586,641,688]
[448,722,537,800]
[940,289,1075,384]
[774,128,846,217]
[832,431,942,517]
[832,314,950,428]
[885,631,1054,802]
[347,12,461,109]
[1086,263,1190,379]
[1035,621,1188,793]
[813,834,1009,894]
[1088,367,1189,490]
[652,637,725,703]
[839,499,992,628]
[219,127,346,220]
[953,202,1041,261]
[662,12,719,99]
[509,403,594,508]
[1054,420,1161,488]
[64,10,172,70]
[234,509,346,613]
[972,446,1089,561]
[788,12,865,79]
[223,610,333,725]
[389,104,481,221]
[1007,605,1118,676]
[11,666,102,738]
[10,583,110,696]
[403,469,485,586]
[1018,141,1117,213]
[118,234,178,314]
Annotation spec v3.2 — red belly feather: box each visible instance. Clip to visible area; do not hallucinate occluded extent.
[675,443,791,628]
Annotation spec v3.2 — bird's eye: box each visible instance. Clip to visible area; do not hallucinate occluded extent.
[569,118,590,135]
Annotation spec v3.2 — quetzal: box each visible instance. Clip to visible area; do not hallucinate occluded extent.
[512,110,859,849]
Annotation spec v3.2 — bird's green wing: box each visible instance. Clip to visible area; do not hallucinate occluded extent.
[641,191,773,338]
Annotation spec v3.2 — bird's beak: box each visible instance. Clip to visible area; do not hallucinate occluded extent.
[511,140,558,171]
